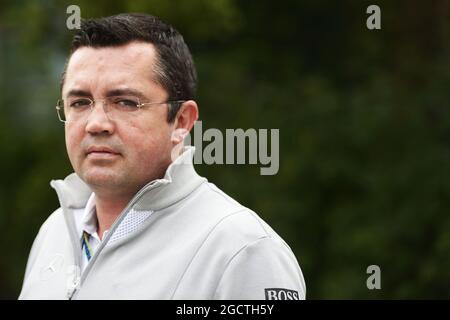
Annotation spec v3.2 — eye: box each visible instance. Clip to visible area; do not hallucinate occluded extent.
[69,99,92,109]
[113,97,140,110]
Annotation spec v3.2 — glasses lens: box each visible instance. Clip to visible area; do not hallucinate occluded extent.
[56,96,155,123]
[109,96,141,118]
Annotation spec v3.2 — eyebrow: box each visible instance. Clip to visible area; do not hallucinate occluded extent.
[105,89,147,100]
[65,88,148,100]
[66,89,91,98]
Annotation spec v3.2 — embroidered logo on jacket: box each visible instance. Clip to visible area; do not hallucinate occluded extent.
[40,254,65,281]
[265,288,300,300]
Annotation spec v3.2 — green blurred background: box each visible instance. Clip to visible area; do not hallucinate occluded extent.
[1,0,450,299]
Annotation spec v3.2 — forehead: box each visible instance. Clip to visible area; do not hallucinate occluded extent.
[63,41,164,98]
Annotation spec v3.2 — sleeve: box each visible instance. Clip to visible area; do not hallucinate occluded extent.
[213,236,306,300]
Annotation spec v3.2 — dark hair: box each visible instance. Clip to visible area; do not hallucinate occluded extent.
[61,13,197,122]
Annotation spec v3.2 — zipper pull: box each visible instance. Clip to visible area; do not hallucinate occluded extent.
[66,265,81,299]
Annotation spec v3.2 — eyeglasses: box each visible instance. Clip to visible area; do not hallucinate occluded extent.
[56,97,185,123]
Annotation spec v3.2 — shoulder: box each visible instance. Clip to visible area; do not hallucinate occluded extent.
[193,182,268,236]
[41,207,65,232]
[193,182,295,261]
[32,207,66,246]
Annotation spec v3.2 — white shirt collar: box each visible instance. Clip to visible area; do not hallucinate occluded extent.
[78,193,108,241]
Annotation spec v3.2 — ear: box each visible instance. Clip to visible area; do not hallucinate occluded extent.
[170,100,199,145]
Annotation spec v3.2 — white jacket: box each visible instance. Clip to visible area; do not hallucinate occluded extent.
[19,146,306,300]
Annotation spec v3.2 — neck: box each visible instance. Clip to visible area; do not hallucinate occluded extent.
[89,153,177,240]
[94,193,132,240]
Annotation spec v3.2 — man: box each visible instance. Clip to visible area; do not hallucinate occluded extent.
[19,13,305,300]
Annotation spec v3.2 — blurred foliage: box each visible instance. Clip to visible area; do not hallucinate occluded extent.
[1,0,450,299]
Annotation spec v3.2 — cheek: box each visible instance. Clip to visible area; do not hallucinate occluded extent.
[121,123,173,161]
[125,129,168,155]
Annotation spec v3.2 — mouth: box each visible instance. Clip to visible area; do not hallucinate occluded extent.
[86,146,121,159]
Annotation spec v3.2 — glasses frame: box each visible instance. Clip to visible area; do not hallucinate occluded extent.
[55,98,186,123]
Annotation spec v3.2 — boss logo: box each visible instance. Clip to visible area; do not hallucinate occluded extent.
[265,288,300,300]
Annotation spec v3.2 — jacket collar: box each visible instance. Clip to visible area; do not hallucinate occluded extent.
[50,146,206,212]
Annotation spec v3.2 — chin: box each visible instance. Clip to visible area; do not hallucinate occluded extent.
[82,169,123,189]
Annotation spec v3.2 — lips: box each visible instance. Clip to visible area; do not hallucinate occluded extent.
[86,146,120,158]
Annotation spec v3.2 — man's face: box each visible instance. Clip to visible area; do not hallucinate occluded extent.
[62,41,175,198]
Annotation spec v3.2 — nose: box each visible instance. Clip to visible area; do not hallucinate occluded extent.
[85,100,115,135]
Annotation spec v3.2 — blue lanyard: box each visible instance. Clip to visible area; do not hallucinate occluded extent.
[81,231,93,261]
